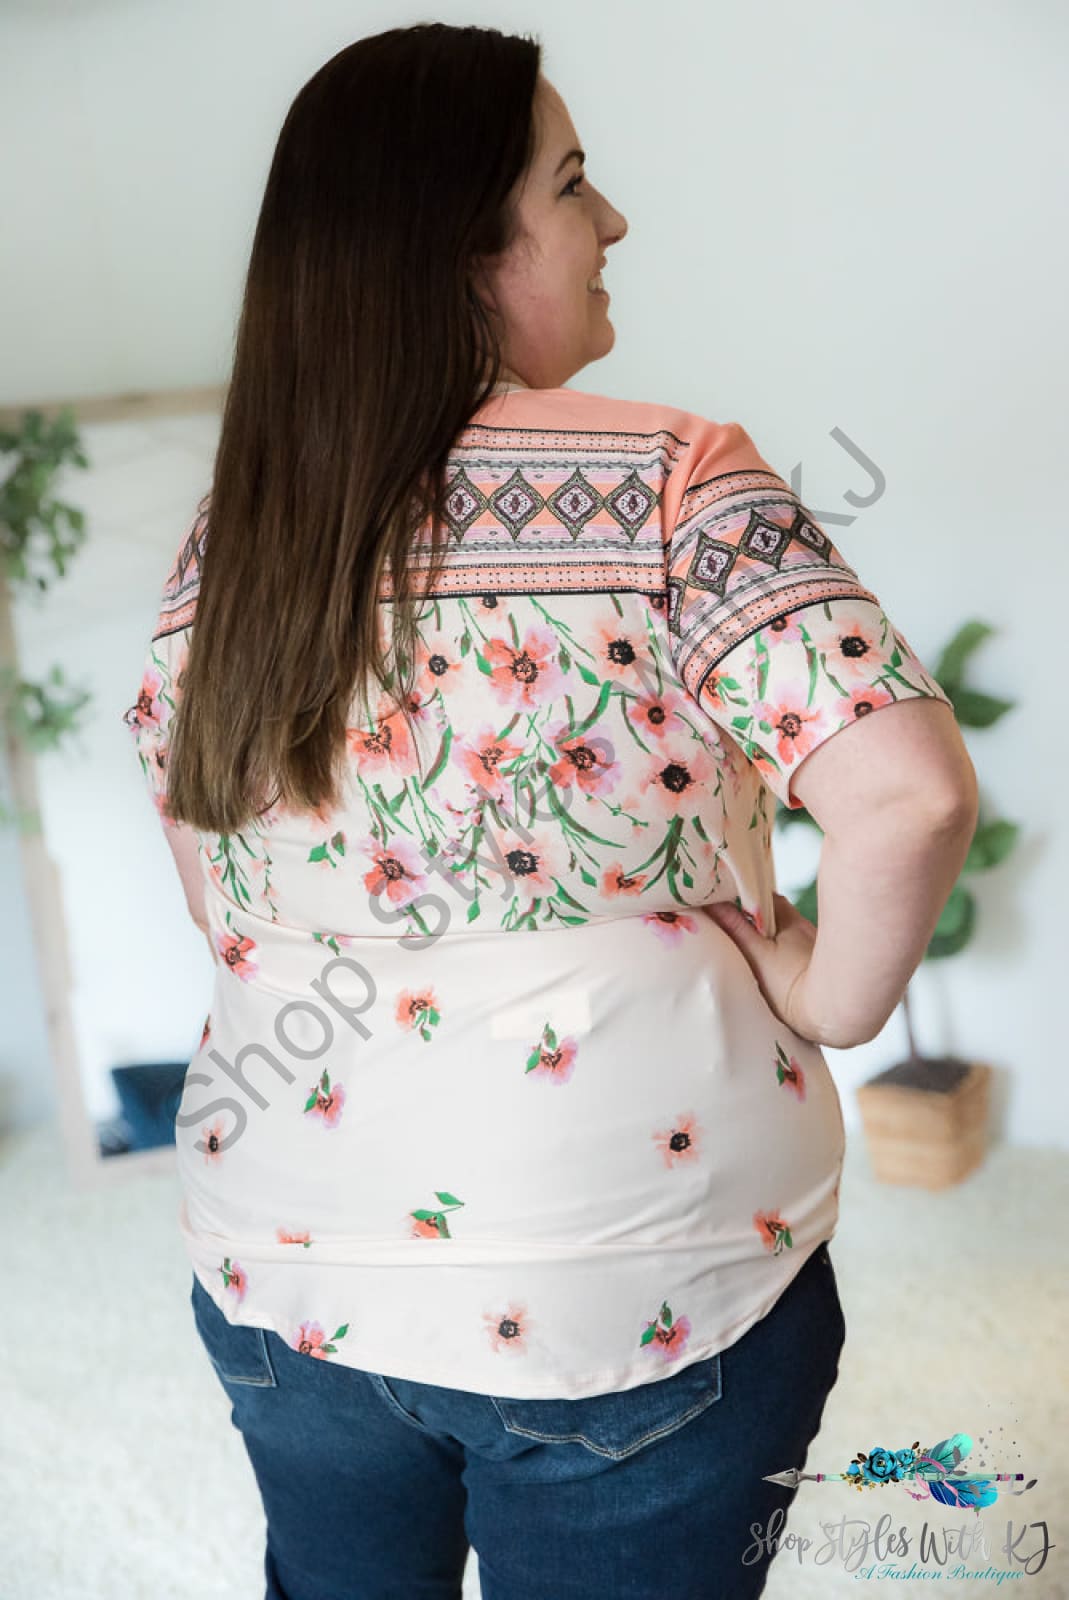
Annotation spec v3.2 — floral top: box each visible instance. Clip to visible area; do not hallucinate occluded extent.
[122,384,952,1399]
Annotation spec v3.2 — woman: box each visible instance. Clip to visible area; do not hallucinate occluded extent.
[123,23,978,1599]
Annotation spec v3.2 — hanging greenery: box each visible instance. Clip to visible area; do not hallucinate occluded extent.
[0,406,91,828]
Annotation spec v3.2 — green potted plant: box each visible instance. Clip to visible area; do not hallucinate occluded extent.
[0,406,92,830]
[777,620,1019,1188]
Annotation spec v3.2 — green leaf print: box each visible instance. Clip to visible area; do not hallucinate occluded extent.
[569,678,613,737]
[542,781,619,847]
[576,661,600,686]
[422,726,453,787]
[756,633,770,702]
[549,879,587,913]
[544,1024,558,1049]
[210,835,255,909]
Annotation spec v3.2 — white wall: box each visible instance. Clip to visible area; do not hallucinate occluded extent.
[0,0,1064,1145]
[7,414,221,1126]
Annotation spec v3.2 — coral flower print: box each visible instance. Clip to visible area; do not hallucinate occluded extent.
[639,742,717,817]
[482,624,566,708]
[764,612,806,644]
[626,689,685,743]
[304,1069,346,1128]
[220,1257,247,1301]
[455,725,525,801]
[416,629,465,697]
[483,1302,531,1354]
[754,1211,794,1255]
[652,1113,702,1168]
[757,693,832,768]
[824,612,886,680]
[601,862,648,898]
[345,695,419,777]
[545,719,621,797]
[410,1191,465,1239]
[774,1041,806,1101]
[492,824,569,913]
[216,930,258,981]
[643,911,699,945]
[131,664,165,731]
[277,1229,313,1247]
[292,1318,350,1359]
[395,987,441,1043]
[361,834,430,909]
[640,1300,693,1363]
[199,1013,211,1050]
[525,1022,579,1083]
[842,681,894,720]
[591,615,648,684]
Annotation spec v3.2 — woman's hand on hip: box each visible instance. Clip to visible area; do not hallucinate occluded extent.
[705,894,822,1043]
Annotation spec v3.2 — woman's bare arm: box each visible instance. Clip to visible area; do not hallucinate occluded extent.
[787,697,979,1049]
[163,820,217,961]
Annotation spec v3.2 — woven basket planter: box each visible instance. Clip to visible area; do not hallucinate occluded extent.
[855,1057,991,1189]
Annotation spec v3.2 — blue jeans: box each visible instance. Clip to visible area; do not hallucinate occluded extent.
[190,1240,846,1598]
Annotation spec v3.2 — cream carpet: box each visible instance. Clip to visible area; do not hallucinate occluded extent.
[1,1119,1065,1599]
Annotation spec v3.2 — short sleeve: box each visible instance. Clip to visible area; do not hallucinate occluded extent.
[663,419,954,810]
[120,496,209,828]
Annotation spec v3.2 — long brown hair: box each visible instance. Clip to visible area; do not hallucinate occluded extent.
[164,23,542,833]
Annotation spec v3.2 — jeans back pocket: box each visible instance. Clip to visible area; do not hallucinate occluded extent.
[489,1350,722,1461]
[191,1274,278,1388]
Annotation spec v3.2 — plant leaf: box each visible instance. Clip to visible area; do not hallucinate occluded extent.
[926,884,975,959]
[932,622,994,694]
[962,818,1020,873]
[949,687,1016,728]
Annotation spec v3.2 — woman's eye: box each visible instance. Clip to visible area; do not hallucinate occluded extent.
[562,172,586,196]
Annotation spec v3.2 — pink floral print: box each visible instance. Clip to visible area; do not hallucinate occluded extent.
[395,987,441,1042]
[303,1069,346,1128]
[775,1041,807,1101]
[652,1113,703,1168]
[524,1022,579,1083]
[291,1318,350,1359]
[640,1300,693,1363]
[484,1302,532,1354]
[220,1257,247,1301]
